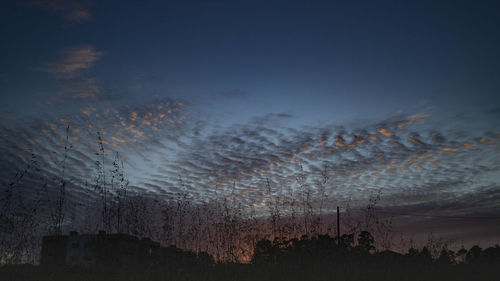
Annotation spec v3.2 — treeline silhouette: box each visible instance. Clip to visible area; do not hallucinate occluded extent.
[1,231,500,281]
[252,232,500,265]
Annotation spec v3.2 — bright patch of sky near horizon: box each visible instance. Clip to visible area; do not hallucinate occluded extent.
[1,0,500,220]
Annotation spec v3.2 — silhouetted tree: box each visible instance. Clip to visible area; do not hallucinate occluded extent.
[252,239,276,265]
[357,230,375,253]
[340,233,354,249]
[483,245,500,263]
[419,246,433,264]
[467,245,483,264]
[437,247,454,265]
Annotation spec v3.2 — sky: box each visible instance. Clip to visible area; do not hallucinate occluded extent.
[1,0,500,246]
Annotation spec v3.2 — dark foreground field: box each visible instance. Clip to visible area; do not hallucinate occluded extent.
[2,261,500,281]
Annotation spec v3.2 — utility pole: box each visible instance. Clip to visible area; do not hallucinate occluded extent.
[337,206,340,245]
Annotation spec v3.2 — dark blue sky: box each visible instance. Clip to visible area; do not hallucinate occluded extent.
[2,1,499,120]
[1,0,500,245]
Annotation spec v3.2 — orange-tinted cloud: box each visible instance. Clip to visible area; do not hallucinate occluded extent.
[334,136,345,147]
[377,127,394,137]
[409,137,424,146]
[37,45,103,78]
[32,0,92,23]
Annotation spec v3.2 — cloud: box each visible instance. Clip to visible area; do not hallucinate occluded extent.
[0,97,190,211]
[32,0,92,23]
[37,45,103,78]
[157,111,500,216]
[37,45,104,100]
[250,112,294,125]
[1,98,500,234]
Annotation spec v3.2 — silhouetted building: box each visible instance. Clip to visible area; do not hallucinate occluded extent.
[40,231,161,267]
[40,235,68,266]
